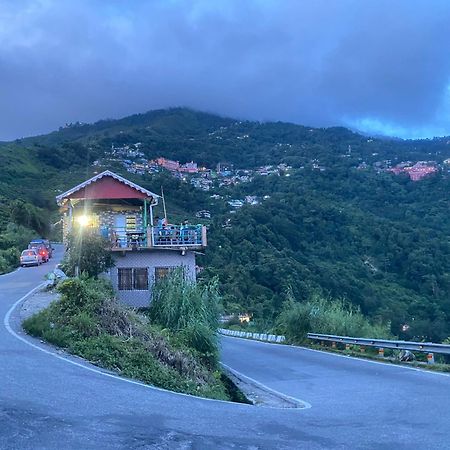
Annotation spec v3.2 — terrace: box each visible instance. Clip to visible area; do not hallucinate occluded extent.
[107,223,207,251]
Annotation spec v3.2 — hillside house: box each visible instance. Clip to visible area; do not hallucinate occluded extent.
[56,170,207,306]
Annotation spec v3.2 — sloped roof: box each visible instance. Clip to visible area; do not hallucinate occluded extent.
[56,170,160,205]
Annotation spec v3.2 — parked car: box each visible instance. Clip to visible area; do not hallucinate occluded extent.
[20,249,43,267]
[28,240,51,261]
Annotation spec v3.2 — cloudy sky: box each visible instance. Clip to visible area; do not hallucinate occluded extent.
[1,0,450,140]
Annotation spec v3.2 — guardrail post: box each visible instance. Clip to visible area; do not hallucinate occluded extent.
[345,343,350,351]
[360,345,365,353]
[331,341,336,349]
[427,353,435,364]
[378,348,385,358]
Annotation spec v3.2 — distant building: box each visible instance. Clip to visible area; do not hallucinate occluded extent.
[389,162,437,181]
[155,157,180,171]
[179,161,198,174]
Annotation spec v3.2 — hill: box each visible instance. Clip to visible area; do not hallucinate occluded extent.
[1,107,450,341]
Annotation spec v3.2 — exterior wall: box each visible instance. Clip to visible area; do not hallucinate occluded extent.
[96,206,143,231]
[110,249,196,307]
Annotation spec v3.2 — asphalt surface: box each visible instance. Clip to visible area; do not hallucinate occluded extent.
[1,246,449,449]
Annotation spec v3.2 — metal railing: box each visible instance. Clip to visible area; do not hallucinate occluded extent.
[151,225,206,248]
[99,224,207,249]
[307,333,450,363]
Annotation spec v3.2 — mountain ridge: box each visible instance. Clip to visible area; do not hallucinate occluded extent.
[1,107,449,341]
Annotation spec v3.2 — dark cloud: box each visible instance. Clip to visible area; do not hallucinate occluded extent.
[1,0,449,140]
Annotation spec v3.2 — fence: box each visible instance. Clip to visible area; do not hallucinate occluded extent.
[307,332,450,364]
[219,328,286,343]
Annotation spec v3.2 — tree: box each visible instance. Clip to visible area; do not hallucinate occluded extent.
[62,231,114,278]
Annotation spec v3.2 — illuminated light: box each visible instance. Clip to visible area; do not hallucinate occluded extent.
[77,215,90,227]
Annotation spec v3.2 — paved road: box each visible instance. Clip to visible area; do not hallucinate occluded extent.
[221,335,450,449]
[1,249,449,449]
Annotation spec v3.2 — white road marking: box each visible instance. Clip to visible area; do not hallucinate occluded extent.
[3,282,310,410]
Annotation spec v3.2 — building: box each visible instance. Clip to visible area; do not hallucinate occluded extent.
[56,170,207,307]
[155,157,180,171]
[179,161,198,174]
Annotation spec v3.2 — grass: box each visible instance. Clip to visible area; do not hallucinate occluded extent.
[23,276,244,401]
[274,292,392,344]
[148,268,222,369]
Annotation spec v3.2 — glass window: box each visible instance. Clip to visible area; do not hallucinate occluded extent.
[155,267,170,282]
[118,268,133,290]
[133,268,148,290]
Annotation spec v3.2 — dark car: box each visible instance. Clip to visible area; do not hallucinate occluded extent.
[28,242,49,262]
[29,239,53,258]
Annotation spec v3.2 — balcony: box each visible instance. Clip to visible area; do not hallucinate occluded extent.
[107,224,207,251]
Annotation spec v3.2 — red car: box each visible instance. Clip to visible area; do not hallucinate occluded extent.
[28,244,49,263]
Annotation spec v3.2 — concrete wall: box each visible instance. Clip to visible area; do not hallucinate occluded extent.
[110,249,196,307]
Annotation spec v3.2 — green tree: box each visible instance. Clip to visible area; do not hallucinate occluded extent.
[62,232,114,278]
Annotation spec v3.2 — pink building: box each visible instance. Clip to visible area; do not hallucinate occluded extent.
[390,163,437,181]
[155,157,180,171]
[405,164,437,181]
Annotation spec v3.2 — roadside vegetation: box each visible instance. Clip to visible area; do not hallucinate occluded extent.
[23,273,242,401]
[274,292,392,344]
[0,199,51,274]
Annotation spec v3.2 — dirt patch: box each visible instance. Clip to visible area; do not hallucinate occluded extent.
[20,288,59,321]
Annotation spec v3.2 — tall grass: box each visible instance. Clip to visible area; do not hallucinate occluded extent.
[275,292,391,343]
[149,269,221,367]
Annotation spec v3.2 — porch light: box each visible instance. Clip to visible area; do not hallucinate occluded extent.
[76,215,90,227]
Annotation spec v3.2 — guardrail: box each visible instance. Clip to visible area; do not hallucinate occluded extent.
[307,333,450,364]
[219,328,286,343]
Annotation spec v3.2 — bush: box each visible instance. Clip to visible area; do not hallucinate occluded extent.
[0,223,36,273]
[275,292,392,343]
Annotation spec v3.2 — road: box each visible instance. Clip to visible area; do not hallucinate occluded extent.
[1,247,449,449]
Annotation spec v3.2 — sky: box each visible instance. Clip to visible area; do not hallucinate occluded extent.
[1,0,450,140]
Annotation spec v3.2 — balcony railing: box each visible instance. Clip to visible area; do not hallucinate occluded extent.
[103,225,206,250]
[151,224,205,248]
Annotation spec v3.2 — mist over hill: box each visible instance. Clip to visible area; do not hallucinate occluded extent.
[1,108,450,341]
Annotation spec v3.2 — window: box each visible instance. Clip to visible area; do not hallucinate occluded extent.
[118,268,133,290]
[118,268,148,290]
[155,267,170,282]
[154,266,186,283]
[134,268,148,290]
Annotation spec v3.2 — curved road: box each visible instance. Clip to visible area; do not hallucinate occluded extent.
[1,248,449,449]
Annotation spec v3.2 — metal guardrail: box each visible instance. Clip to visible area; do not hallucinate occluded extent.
[307,333,450,360]
[219,328,286,343]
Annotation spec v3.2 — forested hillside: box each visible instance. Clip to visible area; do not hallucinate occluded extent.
[1,108,449,341]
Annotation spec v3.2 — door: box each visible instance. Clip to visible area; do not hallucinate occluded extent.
[114,215,127,247]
